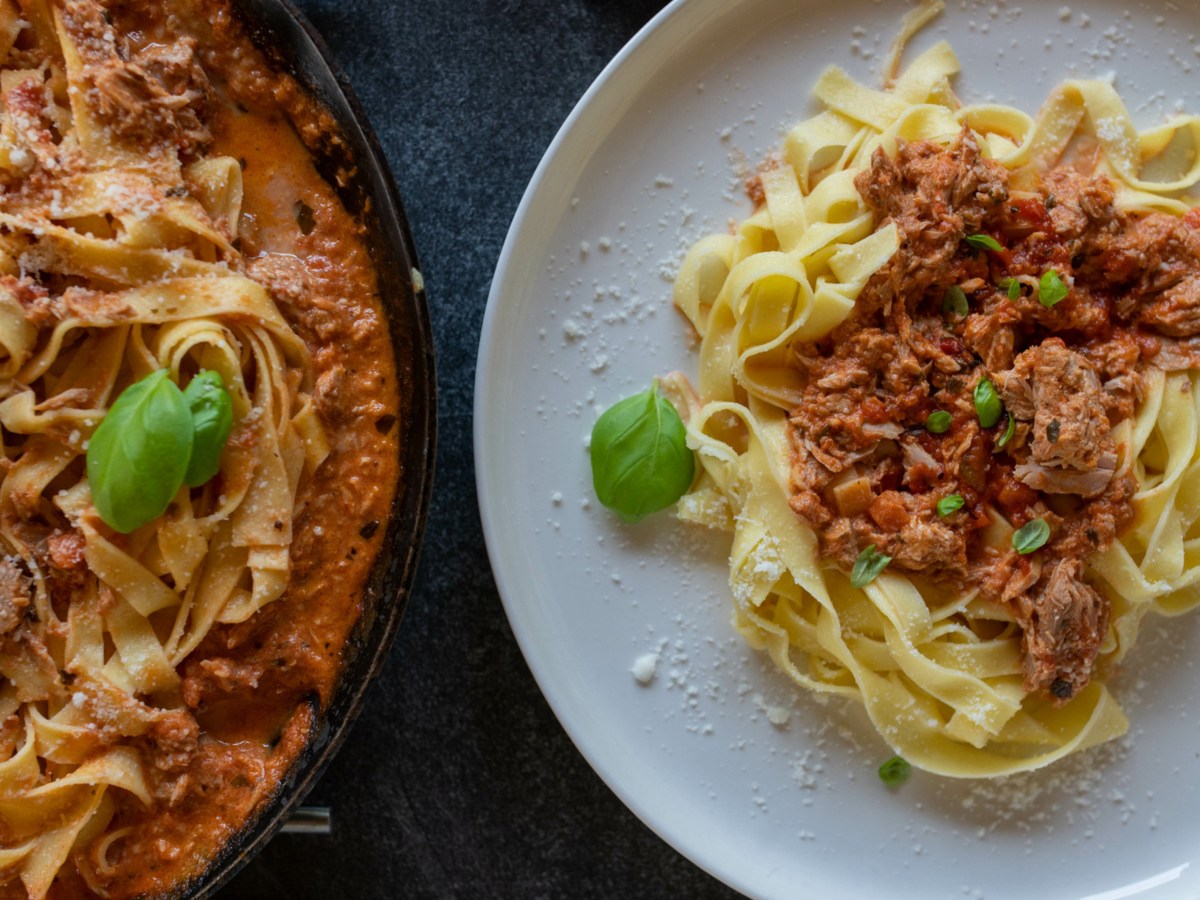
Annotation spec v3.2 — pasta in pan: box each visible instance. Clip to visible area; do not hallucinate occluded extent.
[0,0,399,895]
[670,19,1200,777]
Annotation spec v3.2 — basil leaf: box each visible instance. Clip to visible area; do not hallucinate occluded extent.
[973,377,1003,428]
[925,410,952,434]
[1039,269,1069,307]
[942,286,968,318]
[965,233,1003,252]
[994,414,1016,452]
[936,494,965,517]
[878,755,911,786]
[851,544,891,588]
[1012,518,1050,554]
[183,370,233,487]
[87,369,193,534]
[1003,277,1021,301]
[590,383,695,522]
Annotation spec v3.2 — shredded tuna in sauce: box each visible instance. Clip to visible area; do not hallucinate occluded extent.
[783,128,1200,705]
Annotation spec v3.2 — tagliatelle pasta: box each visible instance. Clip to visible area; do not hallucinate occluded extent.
[0,8,324,896]
[670,22,1200,777]
[0,1,400,895]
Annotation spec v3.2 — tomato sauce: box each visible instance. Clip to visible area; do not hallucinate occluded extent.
[40,4,403,897]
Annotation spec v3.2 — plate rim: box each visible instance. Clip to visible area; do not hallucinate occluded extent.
[475,1,766,895]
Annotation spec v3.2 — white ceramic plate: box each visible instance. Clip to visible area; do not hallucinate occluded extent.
[476,1,1200,897]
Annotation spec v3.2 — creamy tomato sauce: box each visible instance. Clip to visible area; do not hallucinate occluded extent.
[28,3,401,897]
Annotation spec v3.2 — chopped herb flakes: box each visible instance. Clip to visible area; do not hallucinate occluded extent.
[851,545,891,588]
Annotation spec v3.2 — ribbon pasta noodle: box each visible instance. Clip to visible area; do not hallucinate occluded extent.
[672,27,1200,777]
[0,0,399,895]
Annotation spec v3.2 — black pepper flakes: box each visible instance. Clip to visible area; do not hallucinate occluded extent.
[1050,678,1073,699]
[359,520,379,539]
[1046,420,1060,443]
[374,414,396,434]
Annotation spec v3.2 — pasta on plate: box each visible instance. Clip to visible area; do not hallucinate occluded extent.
[669,16,1200,777]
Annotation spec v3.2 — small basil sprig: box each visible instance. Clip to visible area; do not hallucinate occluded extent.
[1002,277,1021,301]
[1012,518,1050,554]
[994,414,1016,452]
[973,377,1003,428]
[88,369,235,533]
[942,286,968,318]
[926,410,952,434]
[183,370,233,486]
[878,755,911,786]
[87,370,193,534]
[1039,270,1069,307]
[851,544,891,588]
[936,494,964,517]
[590,382,695,523]
[965,233,1003,252]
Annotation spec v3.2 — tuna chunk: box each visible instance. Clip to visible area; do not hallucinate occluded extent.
[857,128,1008,227]
[892,516,965,571]
[1102,213,1200,295]
[1138,275,1200,337]
[60,0,212,156]
[1101,211,1200,335]
[852,129,1009,318]
[962,308,1017,372]
[789,329,911,475]
[1043,168,1119,246]
[995,339,1116,498]
[1012,559,1108,701]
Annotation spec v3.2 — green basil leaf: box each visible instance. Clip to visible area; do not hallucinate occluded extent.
[183,370,234,487]
[590,383,695,522]
[973,377,1003,428]
[994,414,1016,452]
[965,233,1003,252]
[936,494,965,517]
[925,410,952,434]
[942,285,968,318]
[1003,277,1021,301]
[878,755,911,786]
[851,544,891,588]
[1039,269,1069,307]
[87,369,193,534]
[1012,518,1051,554]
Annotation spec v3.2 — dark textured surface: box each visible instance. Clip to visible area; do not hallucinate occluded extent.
[224,1,738,897]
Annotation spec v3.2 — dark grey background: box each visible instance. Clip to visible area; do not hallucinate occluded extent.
[225,1,738,897]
